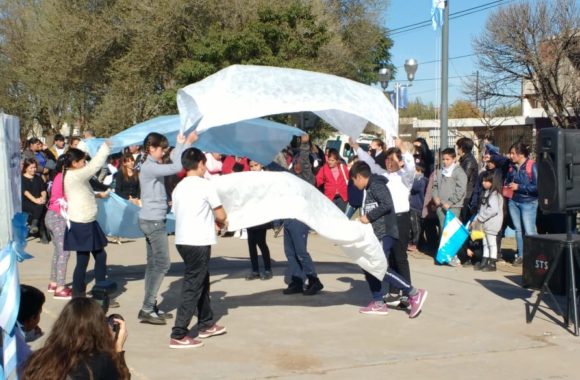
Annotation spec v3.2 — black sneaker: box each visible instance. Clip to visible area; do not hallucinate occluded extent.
[260,271,273,280]
[303,277,323,296]
[154,303,173,319]
[245,272,260,281]
[512,256,523,267]
[283,281,303,295]
[138,310,167,325]
[383,293,402,307]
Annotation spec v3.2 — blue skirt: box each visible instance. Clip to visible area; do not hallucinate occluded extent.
[64,221,108,252]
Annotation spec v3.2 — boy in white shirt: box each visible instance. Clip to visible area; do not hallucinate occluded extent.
[169,147,228,349]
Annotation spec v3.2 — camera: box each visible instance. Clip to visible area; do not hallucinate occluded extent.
[107,313,124,342]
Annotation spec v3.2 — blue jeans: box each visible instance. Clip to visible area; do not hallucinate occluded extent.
[345,205,359,220]
[283,219,317,280]
[139,218,171,312]
[508,199,538,258]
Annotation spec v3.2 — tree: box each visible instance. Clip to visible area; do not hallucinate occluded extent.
[448,100,480,119]
[398,98,438,119]
[472,0,580,128]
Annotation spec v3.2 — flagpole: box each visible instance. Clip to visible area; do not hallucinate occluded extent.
[440,0,449,150]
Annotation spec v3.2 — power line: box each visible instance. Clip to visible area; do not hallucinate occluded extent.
[395,53,476,69]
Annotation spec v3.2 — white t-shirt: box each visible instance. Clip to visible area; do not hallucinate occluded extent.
[172,176,222,246]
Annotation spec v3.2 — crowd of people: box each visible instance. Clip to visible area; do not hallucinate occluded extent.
[15,126,579,377]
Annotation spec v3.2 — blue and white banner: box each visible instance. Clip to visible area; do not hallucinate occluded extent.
[0,114,21,248]
[436,210,469,264]
[431,0,445,31]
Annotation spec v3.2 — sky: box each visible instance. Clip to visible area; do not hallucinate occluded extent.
[384,0,516,106]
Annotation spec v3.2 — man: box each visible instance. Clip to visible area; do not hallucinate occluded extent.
[22,138,49,177]
[49,134,66,159]
[456,137,478,222]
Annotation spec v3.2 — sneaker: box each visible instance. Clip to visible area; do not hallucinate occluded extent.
[359,301,389,315]
[169,336,204,349]
[303,277,323,296]
[448,256,461,267]
[53,287,72,300]
[408,289,428,319]
[513,256,523,266]
[383,293,402,307]
[198,324,227,339]
[260,271,273,280]
[398,296,410,310]
[154,303,173,319]
[283,281,304,295]
[245,272,260,281]
[47,283,57,293]
[138,310,167,325]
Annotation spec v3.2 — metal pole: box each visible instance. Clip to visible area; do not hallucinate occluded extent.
[440,0,450,149]
[396,83,400,138]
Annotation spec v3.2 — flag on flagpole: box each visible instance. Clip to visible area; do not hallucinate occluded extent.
[436,210,469,264]
[398,86,409,109]
[431,0,445,31]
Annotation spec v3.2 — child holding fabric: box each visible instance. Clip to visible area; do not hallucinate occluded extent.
[471,171,504,272]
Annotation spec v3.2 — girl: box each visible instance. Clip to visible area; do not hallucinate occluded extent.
[115,153,140,206]
[315,148,349,212]
[245,160,273,280]
[45,156,72,299]
[22,298,129,380]
[62,143,112,298]
[472,171,504,272]
[138,131,196,325]
[21,158,49,243]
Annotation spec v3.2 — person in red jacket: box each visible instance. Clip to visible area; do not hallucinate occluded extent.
[315,148,349,211]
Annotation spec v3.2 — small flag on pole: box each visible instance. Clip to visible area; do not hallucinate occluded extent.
[431,0,445,31]
[436,210,469,264]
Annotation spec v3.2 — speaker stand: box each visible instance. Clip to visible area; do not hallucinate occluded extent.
[527,212,580,336]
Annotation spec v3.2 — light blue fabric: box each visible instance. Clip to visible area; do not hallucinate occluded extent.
[84,115,303,165]
[96,193,175,238]
[436,210,469,264]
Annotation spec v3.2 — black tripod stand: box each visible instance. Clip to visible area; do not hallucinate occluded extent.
[527,212,580,335]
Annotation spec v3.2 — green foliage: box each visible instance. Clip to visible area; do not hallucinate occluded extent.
[399,98,438,120]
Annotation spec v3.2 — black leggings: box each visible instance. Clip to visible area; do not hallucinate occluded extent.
[247,226,271,272]
[73,249,107,297]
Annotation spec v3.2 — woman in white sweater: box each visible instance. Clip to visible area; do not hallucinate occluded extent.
[63,142,111,298]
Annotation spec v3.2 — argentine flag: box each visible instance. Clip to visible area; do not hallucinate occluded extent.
[431,0,445,31]
[436,210,469,264]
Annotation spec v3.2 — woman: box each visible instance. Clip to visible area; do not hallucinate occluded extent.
[315,148,349,212]
[138,131,196,325]
[62,144,112,298]
[22,298,129,380]
[115,153,141,206]
[21,158,49,243]
[504,142,538,266]
[45,156,72,299]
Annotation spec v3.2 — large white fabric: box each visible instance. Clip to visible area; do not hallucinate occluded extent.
[0,114,21,247]
[211,171,387,279]
[177,65,399,140]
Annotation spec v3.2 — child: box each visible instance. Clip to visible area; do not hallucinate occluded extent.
[245,160,273,280]
[315,148,349,212]
[472,171,504,272]
[169,147,227,349]
[18,284,45,343]
[350,161,427,318]
[409,163,428,251]
[431,147,468,266]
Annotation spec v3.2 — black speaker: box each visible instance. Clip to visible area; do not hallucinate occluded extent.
[537,128,580,213]
[523,234,580,296]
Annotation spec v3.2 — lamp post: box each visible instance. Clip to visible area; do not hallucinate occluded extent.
[378,59,418,138]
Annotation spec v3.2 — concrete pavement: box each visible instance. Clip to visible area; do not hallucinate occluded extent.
[20,233,580,379]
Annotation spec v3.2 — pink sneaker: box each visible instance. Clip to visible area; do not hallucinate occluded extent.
[408,289,428,318]
[169,336,204,349]
[359,301,389,315]
[47,283,57,293]
[53,287,72,300]
[198,324,227,339]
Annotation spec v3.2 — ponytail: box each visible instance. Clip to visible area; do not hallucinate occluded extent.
[142,132,169,164]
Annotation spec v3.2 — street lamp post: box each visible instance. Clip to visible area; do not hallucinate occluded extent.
[378,59,418,139]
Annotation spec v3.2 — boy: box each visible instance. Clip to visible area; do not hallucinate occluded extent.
[350,161,427,318]
[169,147,227,349]
[409,163,428,251]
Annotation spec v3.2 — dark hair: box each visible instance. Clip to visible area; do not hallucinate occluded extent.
[22,158,38,174]
[63,148,86,168]
[413,137,434,176]
[509,141,530,157]
[327,148,340,161]
[441,147,456,158]
[482,170,502,193]
[371,138,385,150]
[232,162,245,172]
[349,161,372,179]
[69,136,81,145]
[21,298,130,380]
[415,163,425,173]
[142,132,169,163]
[456,137,474,154]
[18,285,45,325]
[54,134,65,142]
[120,153,137,181]
[484,135,495,145]
[385,147,403,162]
[181,147,206,171]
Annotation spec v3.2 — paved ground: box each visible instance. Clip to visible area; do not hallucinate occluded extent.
[21,233,580,379]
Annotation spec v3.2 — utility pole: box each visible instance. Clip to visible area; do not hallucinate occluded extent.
[440,0,449,150]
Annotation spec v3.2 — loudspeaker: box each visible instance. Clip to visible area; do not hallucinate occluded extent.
[537,128,580,213]
[523,234,580,296]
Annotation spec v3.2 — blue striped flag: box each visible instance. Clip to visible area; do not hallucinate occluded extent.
[436,210,469,264]
[431,0,445,31]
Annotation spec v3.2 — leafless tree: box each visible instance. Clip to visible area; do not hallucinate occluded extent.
[471,0,580,129]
